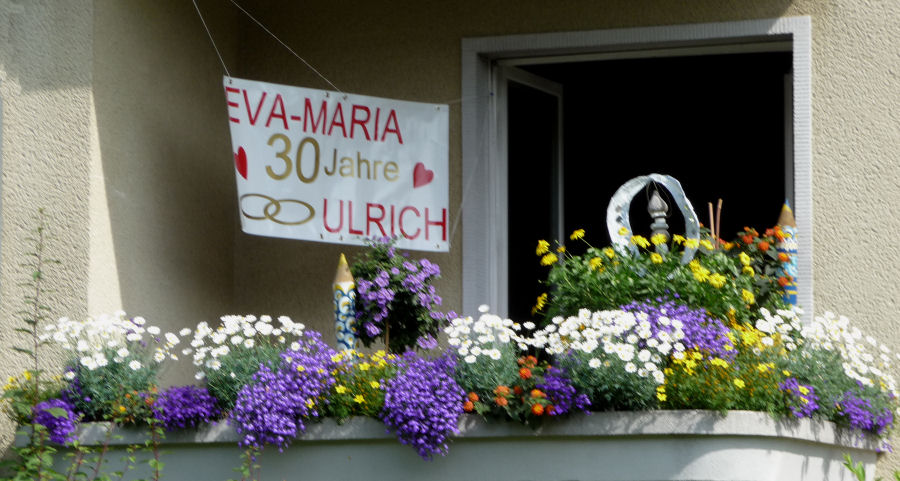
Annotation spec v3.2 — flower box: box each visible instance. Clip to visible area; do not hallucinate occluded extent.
[39,411,878,481]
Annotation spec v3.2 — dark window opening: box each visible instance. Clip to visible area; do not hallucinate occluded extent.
[507,51,793,322]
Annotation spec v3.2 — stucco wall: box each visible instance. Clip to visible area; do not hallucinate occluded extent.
[0,0,239,450]
[0,0,95,452]
[91,0,239,363]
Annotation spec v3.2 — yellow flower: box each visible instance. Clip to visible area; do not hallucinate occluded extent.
[742,289,756,305]
[118,405,127,413]
[369,381,381,389]
[603,247,616,259]
[331,354,344,362]
[798,386,809,395]
[358,362,371,371]
[739,252,752,266]
[708,273,726,288]
[684,238,700,249]
[296,365,305,372]
[589,257,603,271]
[672,234,686,244]
[691,352,703,360]
[757,363,774,373]
[531,293,548,315]
[710,358,729,368]
[700,239,715,251]
[783,370,791,377]
[618,227,629,236]
[306,398,315,408]
[650,234,667,246]
[733,379,745,389]
[535,240,550,255]
[650,253,663,264]
[631,235,650,248]
[742,266,755,277]
[353,394,365,404]
[23,371,32,381]
[657,392,667,402]
[556,245,566,253]
[692,267,710,283]
[540,253,558,266]
[374,350,387,358]
[335,385,348,394]
[569,229,585,241]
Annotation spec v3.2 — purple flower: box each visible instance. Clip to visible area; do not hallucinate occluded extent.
[836,391,877,432]
[153,385,220,431]
[416,335,439,350]
[230,331,338,451]
[538,367,591,416]
[382,352,464,459]
[33,398,77,444]
[622,299,734,359]
[779,377,819,418]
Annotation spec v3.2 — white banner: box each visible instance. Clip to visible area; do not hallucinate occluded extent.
[224,76,449,252]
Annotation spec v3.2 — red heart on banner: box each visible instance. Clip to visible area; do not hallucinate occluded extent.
[234,146,248,179]
[413,162,434,188]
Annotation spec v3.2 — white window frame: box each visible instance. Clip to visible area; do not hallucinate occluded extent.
[460,17,813,321]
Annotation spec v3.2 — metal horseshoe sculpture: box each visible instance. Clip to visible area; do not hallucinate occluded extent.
[606,174,700,264]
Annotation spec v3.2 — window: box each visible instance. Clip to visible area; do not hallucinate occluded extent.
[461,17,812,321]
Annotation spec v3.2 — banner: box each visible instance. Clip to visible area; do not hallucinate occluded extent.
[224,76,449,252]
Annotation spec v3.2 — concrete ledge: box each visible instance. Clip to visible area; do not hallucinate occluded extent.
[30,411,881,481]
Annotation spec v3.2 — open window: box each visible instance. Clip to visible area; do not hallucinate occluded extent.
[462,18,812,321]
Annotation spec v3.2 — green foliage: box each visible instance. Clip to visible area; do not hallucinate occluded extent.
[321,350,397,422]
[228,447,262,481]
[190,314,308,411]
[842,453,900,481]
[536,230,788,326]
[460,355,558,424]
[452,341,520,401]
[203,340,284,412]
[556,350,658,411]
[69,360,159,424]
[661,339,786,414]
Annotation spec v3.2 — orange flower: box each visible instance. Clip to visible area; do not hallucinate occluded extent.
[758,241,770,252]
[494,385,510,396]
[778,276,792,287]
[525,355,538,367]
[545,404,555,415]
[531,404,545,416]
[495,397,509,407]
[530,389,545,398]
[467,392,479,403]
[513,386,524,396]
[765,228,775,237]
[463,401,475,412]
[742,235,754,245]
[519,367,532,380]
[778,252,790,262]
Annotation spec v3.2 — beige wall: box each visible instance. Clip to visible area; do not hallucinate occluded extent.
[0,0,239,448]
[1,0,898,474]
